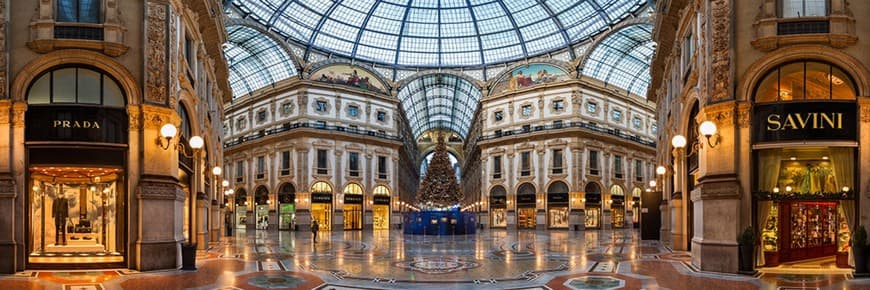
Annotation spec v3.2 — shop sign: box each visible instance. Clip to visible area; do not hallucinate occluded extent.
[517,194,536,205]
[490,196,506,208]
[344,194,363,204]
[26,106,128,144]
[311,193,332,203]
[753,102,855,143]
[547,193,569,204]
[373,195,391,205]
[585,193,601,204]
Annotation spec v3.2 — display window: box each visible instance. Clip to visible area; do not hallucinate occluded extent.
[548,207,568,228]
[311,203,332,231]
[491,208,507,227]
[28,166,124,264]
[517,207,536,229]
[279,203,295,230]
[373,205,389,230]
[255,205,269,230]
[236,205,248,228]
[585,207,600,228]
[344,203,363,230]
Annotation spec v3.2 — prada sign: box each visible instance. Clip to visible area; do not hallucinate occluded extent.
[26,106,128,144]
[753,102,855,143]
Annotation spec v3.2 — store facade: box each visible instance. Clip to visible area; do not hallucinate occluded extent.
[547,181,569,229]
[516,183,536,229]
[584,183,602,229]
[489,186,507,228]
[310,182,333,231]
[278,183,296,230]
[752,61,857,267]
[372,185,391,230]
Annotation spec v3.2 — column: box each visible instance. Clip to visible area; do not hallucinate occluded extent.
[671,148,685,251]
[334,149,343,230]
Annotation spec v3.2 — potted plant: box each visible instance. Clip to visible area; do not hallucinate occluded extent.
[737,226,755,273]
[854,226,868,274]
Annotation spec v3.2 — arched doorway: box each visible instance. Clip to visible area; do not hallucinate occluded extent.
[632,188,642,228]
[584,183,602,229]
[372,185,391,230]
[177,103,195,240]
[610,185,625,228]
[25,66,129,266]
[752,61,857,267]
[685,102,699,251]
[254,186,269,230]
[234,188,248,229]
[278,183,296,230]
[516,183,536,229]
[310,182,333,231]
[547,181,570,228]
[343,183,363,230]
[489,186,507,227]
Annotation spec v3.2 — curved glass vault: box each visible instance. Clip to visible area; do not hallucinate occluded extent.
[224,25,298,98]
[396,74,482,139]
[581,23,654,97]
[230,0,647,67]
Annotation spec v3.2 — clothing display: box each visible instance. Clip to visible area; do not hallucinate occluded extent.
[52,196,69,245]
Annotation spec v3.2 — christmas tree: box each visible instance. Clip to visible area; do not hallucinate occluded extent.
[416,134,462,208]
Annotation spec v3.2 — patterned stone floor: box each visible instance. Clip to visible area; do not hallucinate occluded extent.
[2,228,870,289]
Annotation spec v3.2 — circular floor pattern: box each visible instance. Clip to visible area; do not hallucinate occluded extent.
[565,276,626,290]
[247,273,306,289]
[393,256,481,274]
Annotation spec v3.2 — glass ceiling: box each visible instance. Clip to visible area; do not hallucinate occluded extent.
[230,0,647,67]
[397,74,482,139]
[581,23,654,97]
[224,25,298,98]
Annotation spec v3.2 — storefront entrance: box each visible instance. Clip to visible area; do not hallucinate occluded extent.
[610,185,625,228]
[278,183,296,230]
[343,184,363,230]
[547,182,569,229]
[489,186,507,228]
[234,189,248,229]
[516,183,536,229]
[372,186,391,230]
[584,183,602,229]
[311,182,333,231]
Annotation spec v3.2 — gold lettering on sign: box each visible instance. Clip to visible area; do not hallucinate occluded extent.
[52,120,102,129]
[766,113,842,131]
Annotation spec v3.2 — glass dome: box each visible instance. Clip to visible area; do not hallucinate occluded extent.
[581,23,654,97]
[224,25,299,98]
[397,74,482,139]
[230,0,647,67]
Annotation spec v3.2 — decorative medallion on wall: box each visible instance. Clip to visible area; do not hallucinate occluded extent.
[236,117,246,130]
[312,97,331,115]
[280,101,295,117]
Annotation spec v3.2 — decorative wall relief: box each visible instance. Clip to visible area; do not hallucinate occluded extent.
[145,2,168,105]
[709,0,732,102]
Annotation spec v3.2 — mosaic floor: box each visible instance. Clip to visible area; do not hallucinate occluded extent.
[2,228,870,289]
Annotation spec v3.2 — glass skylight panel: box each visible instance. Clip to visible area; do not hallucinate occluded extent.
[582,24,653,98]
[232,0,646,67]
[225,25,298,98]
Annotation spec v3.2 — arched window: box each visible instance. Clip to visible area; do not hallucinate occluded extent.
[755,61,856,103]
[610,185,624,196]
[780,0,827,18]
[373,185,390,195]
[517,183,535,196]
[311,182,332,194]
[278,183,296,203]
[27,66,124,106]
[235,188,248,206]
[343,183,363,195]
[255,186,269,205]
[57,0,101,23]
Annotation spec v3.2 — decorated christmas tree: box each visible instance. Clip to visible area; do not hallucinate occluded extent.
[416,135,462,208]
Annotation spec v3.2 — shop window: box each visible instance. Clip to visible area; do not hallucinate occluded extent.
[552,149,563,174]
[781,0,827,18]
[57,0,101,23]
[520,151,531,176]
[348,152,359,177]
[756,147,853,194]
[492,155,502,179]
[755,61,856,103]
[316,150,328,175]
[27,67,125,107]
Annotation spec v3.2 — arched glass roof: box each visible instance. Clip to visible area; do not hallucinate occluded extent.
[224,25,298,98]
[397,74,482,139]
[230,0,647,67]
[581,23,654,97]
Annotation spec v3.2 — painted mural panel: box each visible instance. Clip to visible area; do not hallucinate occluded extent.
[491,64,569,94]
[310,65,387,94]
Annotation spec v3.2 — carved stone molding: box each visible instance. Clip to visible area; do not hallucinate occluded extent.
[709,0,732,102]
[141,104,179,130]
[0,100,9,124]
[736,101,751,128]
[128,105,142,130]
[694,174,740,201]
[0,174,15,198]
[145,2,169,105]
[12,101,26,128]
[138,176,184,201]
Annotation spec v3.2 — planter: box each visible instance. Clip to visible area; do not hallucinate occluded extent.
[763,251,780,267]
[855,245,868,274]
[181,243,197,271]
[836,251,850,268]
[738,244,754,273]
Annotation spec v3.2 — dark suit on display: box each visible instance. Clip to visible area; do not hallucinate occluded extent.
[52,197,69,245]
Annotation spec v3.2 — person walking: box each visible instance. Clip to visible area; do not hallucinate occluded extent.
[310,219,319,243]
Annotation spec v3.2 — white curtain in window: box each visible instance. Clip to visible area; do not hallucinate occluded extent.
[841,200,855,266]
[758,150,782,192]
[782,0,827,17]
[756,201,772,266]
[829,148,854,190]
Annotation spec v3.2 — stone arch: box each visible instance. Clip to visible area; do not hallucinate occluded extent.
[12,49,141,105]
[307,60,392,92]
[738,45,870,102]
[254,185,269,205]
[516,182,537,195]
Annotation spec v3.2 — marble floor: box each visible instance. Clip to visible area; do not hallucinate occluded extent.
[2,228,869,289]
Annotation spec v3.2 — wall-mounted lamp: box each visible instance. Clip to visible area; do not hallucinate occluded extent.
[222,180,230,187]
[672,121,720,153]
[157,123,204,156]
[656,166,666,176]
[212,166,223,176]
[649,180,657,188]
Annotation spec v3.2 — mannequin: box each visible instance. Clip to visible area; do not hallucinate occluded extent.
[52,193,69,245]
